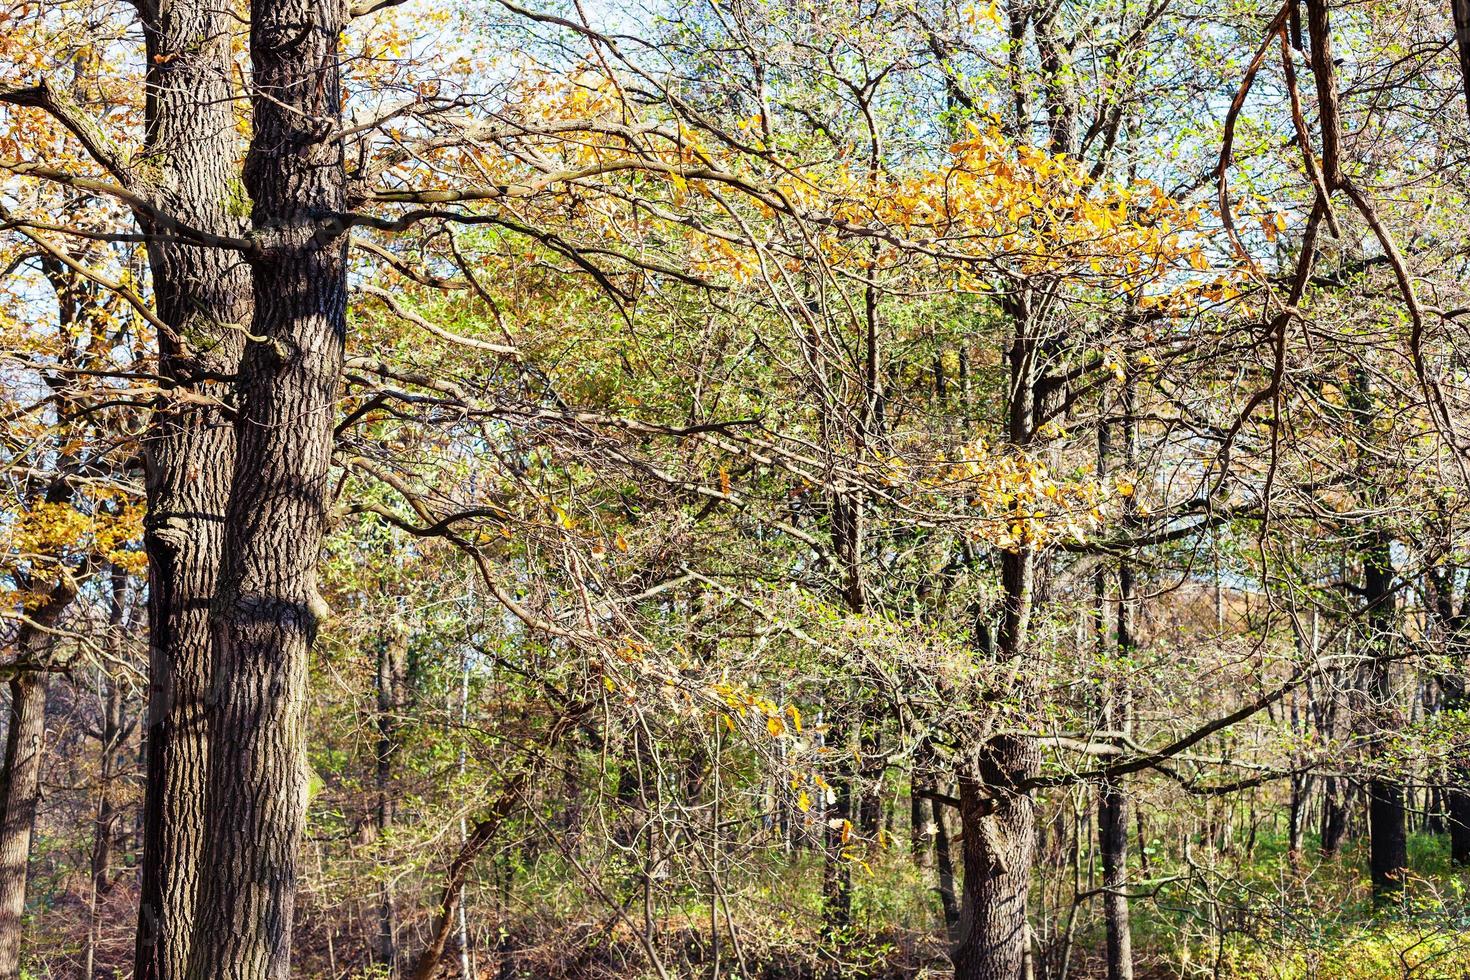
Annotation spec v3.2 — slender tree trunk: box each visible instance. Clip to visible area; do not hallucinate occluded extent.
[92,568,128,899]
[375,631,408,973]
[1367,658,1407,897]
[85,569,130,979]
[1096,390,1135,980]
[933,792,959,931]
[134,0,252,972]
[912,738,936,869]
[911,773,932,868]
[185,0,348,971]
[821,702,853,935]
[1362,466,1405,897]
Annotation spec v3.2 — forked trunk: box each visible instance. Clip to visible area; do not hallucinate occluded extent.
[134,0,252,973]
[185,0,349,970]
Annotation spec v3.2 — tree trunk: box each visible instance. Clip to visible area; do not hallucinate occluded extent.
[1367,660,1407,898]
[952,734,1039,980]
[0,590,69,980]
[952,301,1040,980]
[1098,778,1132,980]
[911,738,936,868]
[185,0,348,970]
[821,702,853,936]
[92,567,130,897]
[1452,0,1470,121]
[0,675,46,980]
[1341,363,1405,897]
[134,0,252,972]
[1426,573,1470,865]
[375,631,409,973]
[1320,776,1347,857]
[1363,504,1405,898]
[933,792,959,931]
[1449,776,1470,866]
[1096,388,1135,980]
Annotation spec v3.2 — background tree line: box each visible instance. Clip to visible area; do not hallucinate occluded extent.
[3,0,1470,975]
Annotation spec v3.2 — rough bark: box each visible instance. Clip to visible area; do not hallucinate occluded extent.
[184,0,349,970]
[134,0,252,972]
[0,593,67,980]
[951,545,1037,979]
[952,734,1040,980]
[0,676,46,980]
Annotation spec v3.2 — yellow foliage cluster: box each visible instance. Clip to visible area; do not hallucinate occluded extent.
[820,119,1205,284]
[2,496,146,596]
[712,680,803,738]
[951,439,1114,550]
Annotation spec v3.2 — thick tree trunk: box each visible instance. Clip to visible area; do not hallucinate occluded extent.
[952,543,1036,979]
[0,593,66,980]
[1341,363,1405,897]
[1320,776,1347,857]
[1449,777,1470,865]
[185,0,348,971]
[134,0,252,973]
[1426,574,1470,865]
[1447,678,1470,864]
[952,734,1039,980]
[1452,0,1470,121]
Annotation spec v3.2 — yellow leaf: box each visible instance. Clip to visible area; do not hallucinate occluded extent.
[796,790,811,813]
